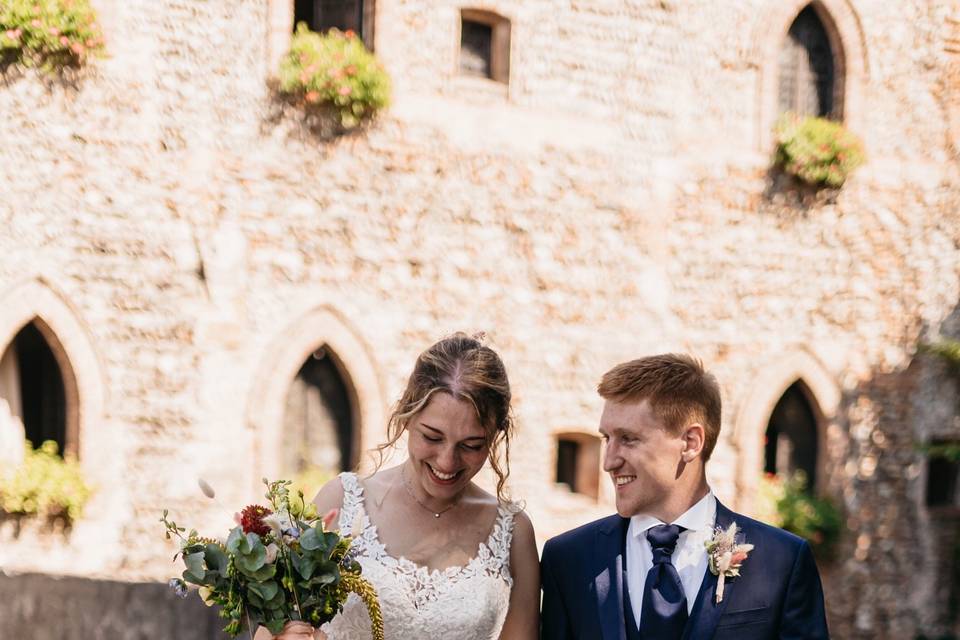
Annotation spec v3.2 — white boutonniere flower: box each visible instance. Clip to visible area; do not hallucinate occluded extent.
[705,522,754,604]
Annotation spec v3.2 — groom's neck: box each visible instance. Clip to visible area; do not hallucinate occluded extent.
[645,474,711,524]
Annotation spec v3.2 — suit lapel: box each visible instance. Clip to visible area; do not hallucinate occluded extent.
[594,516,629,640]
[681,501,737,640]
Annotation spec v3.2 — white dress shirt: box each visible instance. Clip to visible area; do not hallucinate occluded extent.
[625,492,717,629]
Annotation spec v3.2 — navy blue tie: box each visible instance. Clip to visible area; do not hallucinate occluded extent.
[639,524,688,639]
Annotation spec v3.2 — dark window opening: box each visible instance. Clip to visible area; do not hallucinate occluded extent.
[778,5,840,119]
[927,443,960,508]
[459,10,510,84]
[460,20,493,78]
[764,382,819,489]
[14,322,67,455]
[294,0,373,48]
[554,432,601,499]
[282,346,355,476]
[556,438,580,492]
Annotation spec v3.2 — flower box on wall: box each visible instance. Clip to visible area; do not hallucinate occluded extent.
[0,440,93,532]
[0,0,105,74]
[275,24,390,134]
[774,114,865,189]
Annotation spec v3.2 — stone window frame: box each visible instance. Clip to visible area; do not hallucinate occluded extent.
[457,8,511,85]
[246,305,386,493]
[731,350,840,516]
[552,430,602,501]
[0,277,105,463]
[749,0,869,151]
[267,0,377,73]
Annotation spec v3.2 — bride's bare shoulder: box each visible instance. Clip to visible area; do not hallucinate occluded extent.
[311,475,345,515]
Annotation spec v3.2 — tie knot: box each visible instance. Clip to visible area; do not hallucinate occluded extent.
[646,524,684,563]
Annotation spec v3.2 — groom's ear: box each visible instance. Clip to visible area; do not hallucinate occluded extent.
[680,423,706,462]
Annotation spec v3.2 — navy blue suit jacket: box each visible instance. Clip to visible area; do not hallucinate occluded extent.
[540,501,829,640]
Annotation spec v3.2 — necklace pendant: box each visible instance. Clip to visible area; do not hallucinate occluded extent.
[434,513,440,518]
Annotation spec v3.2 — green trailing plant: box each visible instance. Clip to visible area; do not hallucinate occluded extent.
[757,472,842,559]
[0,0,105,72]
[921,338,960,373]
[0,439,93,523]
[774,114,865,188]
[278,24,390,129]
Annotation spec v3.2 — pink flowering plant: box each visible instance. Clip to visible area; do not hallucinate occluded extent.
[162,478,383,639]
[0,0,105,71]
[774,114,865,188]
[278,24,391,129]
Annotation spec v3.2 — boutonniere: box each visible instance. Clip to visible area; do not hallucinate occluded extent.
[705,522,754,604]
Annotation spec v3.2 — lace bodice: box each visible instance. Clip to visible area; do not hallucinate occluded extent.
[321,472,518,640]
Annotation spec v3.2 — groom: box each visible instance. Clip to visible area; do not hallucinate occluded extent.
[540,354,829,639]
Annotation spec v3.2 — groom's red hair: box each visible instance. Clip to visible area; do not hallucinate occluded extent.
[597,353,722,461]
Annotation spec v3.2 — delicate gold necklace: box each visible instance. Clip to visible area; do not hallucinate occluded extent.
[401,466,459,518]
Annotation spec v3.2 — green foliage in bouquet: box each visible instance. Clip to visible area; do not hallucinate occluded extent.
[774,114,865,188]
[0,440,92,523]
[162,478,383,639]
[0,0,105,72]
[757,472,842,559]
[278,24,390,129]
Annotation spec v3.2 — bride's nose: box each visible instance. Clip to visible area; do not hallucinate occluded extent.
[436,445,460,471]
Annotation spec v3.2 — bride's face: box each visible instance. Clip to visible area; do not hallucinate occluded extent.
[405,392,490,502]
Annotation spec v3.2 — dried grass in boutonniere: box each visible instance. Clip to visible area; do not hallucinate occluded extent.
[705,522,754,604]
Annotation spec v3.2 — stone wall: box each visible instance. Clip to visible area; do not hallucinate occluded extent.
[0,571,229,640]
[0,0,959,637]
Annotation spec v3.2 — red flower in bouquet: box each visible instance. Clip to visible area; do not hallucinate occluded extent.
[239,504,272,537]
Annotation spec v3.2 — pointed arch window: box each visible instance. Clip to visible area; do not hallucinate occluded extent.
[764,382,819,489]
[0,320,74,458]
[778,5,843,119]
[282,345,357,476]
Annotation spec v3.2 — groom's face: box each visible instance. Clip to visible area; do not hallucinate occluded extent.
[599,397,687,519]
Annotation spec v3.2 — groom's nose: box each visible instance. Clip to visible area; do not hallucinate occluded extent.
[602,443,622,472]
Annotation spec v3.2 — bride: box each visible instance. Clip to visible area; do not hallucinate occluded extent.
[260,332,539,640]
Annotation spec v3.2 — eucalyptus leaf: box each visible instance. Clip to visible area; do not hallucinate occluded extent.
[204,543,229,573]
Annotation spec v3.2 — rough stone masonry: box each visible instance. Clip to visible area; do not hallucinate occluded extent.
[0,0,959,638]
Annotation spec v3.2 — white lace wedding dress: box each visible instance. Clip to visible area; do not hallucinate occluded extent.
[320,473,519,640]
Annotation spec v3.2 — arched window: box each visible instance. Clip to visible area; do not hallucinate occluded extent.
[0,320,71,457]
[294,0,375,48]
[282,345,356,476]
[763,382,819,489]
[778,5,842,119]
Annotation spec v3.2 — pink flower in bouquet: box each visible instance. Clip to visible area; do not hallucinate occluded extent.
[239,504,272,537]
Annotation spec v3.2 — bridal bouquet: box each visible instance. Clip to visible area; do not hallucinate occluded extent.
[162,478,383,639]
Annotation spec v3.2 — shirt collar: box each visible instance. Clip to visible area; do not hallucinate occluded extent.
[629,491,717,538]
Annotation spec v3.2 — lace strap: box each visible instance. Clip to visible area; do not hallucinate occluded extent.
[487,502,522,576]
[336,472,364,533]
